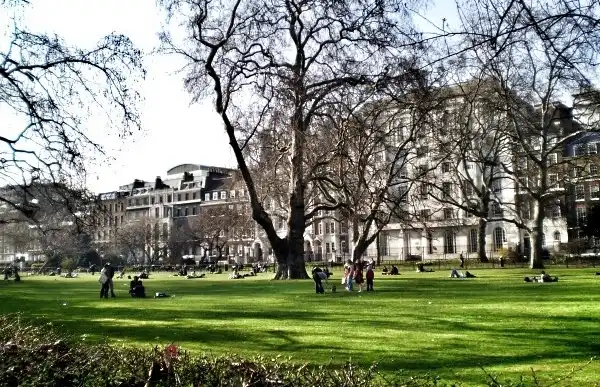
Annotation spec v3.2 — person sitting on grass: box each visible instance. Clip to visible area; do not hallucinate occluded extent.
[129,276,146,297]
[186,271,205,279]
[389,265,399,275]
[381,266,388,275]
[229,268,244,279]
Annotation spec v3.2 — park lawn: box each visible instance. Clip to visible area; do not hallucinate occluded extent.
[1,268,600,386]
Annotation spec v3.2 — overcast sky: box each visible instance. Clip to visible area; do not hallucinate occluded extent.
[1,0,456,194]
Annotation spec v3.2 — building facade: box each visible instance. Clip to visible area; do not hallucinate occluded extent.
[94,164,257,264]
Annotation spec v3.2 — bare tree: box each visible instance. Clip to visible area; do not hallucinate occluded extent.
[457,0,600,268]
[179,203,253,260]
[114,218,163,264]
[309,74,445,263]
[417,80,522,262]
[0,1,143,225]
[160,0,429,278]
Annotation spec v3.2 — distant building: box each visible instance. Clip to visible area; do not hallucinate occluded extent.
[95,164,256,264]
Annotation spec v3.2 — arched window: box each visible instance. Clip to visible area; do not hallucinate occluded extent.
[493,227,506,251]
[444,231,456,254]
[553,231,561,242]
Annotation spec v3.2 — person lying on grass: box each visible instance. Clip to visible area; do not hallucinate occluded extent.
[450,269,476,278]
[524,271,558,283]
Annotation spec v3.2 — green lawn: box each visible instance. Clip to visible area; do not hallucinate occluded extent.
[1,268,600,386]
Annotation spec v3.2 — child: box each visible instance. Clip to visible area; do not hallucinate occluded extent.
[366,265,374,291]
[342,261,351,286]
[346,264,354,291]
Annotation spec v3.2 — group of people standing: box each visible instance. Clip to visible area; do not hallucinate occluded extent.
[98,263,116,298]
[342,260,374,292]
[99,262,147,298]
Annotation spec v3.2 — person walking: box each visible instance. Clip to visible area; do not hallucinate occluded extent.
[105,262,116,298]
[459,252,465,268]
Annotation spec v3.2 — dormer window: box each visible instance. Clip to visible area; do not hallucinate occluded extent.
[221,191,226,199]
[212,192,218,200]
[205,193,210,201]
[230,190,236,198]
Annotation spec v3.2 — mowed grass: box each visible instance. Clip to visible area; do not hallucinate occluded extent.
[1,268,600,386]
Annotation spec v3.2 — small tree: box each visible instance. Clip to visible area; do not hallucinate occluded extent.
[180,203,253,261]
[114,218,163,265]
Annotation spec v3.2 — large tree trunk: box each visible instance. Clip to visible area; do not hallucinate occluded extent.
[531,200,545,269]
[274,195,309,279]
[352,239,368,263]
[477,217,489,262]
[273,107,309,280]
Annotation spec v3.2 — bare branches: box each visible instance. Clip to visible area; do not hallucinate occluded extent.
[160,0,428,275]
[1,1,144,223]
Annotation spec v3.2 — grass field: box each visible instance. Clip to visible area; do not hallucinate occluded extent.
[1,267,600,386]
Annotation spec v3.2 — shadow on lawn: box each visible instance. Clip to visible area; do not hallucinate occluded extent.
[31,311,600,386]
[18,300,598,373]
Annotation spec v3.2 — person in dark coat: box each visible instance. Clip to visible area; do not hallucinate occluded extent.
[106,263,116,298]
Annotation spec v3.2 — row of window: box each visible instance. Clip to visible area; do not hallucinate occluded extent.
[95,222,169,241]
[311,220,349,235]
[100,214,125,227]
[119,188,249,209]
[575,183,600,200]
[418,179,503,200]
[419,203,508,221]
[428,228,561,255]
[128,191,202,207]
[574,142,599,156]
[104,202,125,213]
[204,189,246,202]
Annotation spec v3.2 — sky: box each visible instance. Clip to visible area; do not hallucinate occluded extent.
[1,0,457,194]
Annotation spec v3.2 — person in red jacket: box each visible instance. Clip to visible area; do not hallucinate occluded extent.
[366,265,375,291]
